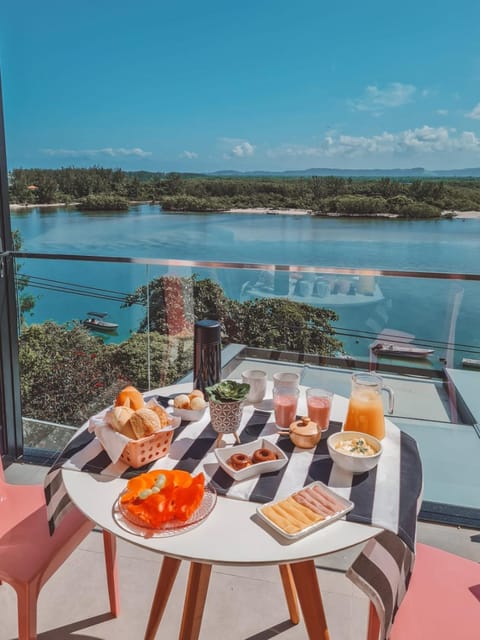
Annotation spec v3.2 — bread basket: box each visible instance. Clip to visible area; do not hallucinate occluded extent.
[120,418,181,468]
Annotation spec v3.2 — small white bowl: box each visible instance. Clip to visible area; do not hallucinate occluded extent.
[327,431,382,474]
[171,406,207,422]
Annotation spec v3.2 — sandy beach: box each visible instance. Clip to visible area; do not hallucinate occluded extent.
[225,207,312,216]
[448,210,480,219]
[8,202,480,219]
[225,207,480,219]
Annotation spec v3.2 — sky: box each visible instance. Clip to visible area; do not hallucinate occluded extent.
[2,0,480,173]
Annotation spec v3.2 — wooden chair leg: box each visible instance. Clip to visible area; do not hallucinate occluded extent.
[367,601,380,640]
[289,560,330,640]
[178,562,212,640]
[144,556,182,640]
[279,564,300,624]
[102,530,120,617]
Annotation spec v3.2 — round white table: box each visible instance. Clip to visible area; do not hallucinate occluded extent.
[63,382,384,640]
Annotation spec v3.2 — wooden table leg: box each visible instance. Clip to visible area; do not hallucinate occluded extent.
[289,560,330,640]
[144,556,182,640]
[178,562,212,640]
[278,564,300,624]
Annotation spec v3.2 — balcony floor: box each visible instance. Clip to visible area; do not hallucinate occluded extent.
[1,464,479,640]
[0,522,478,640]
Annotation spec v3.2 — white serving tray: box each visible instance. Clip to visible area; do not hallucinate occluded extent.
[215,437,287,482]
[256,481,354,540]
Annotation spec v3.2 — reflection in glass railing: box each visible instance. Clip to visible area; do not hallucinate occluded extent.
[12,253,480,453]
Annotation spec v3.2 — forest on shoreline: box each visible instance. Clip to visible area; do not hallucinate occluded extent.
[9,166,480,217]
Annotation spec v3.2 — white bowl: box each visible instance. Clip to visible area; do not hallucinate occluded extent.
[327,431,382,474]
[171,405,207,422]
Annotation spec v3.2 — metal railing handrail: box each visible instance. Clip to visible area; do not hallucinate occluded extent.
[9,250,480,281]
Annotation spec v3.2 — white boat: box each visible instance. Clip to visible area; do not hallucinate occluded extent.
[82,312,119,333]
[240,273,384,309]
[370,341,434,359]
[462,358,480,369]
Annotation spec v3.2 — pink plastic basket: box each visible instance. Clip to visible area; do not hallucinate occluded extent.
[120,428,175,469]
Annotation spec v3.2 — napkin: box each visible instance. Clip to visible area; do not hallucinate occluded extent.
[88,416,130,463]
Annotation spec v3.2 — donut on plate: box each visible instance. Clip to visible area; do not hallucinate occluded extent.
[227,453,252,471]
[252,448,278,464]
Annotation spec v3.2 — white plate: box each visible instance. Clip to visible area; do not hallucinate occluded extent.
[256,481,354,540]
[215,437,287,481]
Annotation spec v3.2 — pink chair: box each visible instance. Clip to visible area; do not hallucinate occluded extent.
[367,542,480,640]
[0,457,120,639]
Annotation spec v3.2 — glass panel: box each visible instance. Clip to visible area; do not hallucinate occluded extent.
[11,255,480,432]
[11,253,480,523]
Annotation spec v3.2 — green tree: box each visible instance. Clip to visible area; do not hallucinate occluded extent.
[19,322,125,426]
[109,331,193,390]
[12,230,36,324]
[124,275,342,357]
[227,297,341,354]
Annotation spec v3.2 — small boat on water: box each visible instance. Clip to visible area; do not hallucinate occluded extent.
[462,358,480,370]
[82,311,119,333]
[370,341,434,359]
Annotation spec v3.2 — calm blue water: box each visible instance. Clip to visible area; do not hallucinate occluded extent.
[11,204,480,366]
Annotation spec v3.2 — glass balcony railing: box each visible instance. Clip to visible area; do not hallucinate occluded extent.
[10,251,480,524]
[12,253,480,436]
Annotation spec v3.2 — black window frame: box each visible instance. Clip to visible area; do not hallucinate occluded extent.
[0,74,23,461]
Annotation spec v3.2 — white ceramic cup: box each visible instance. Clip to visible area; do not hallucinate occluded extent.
[241,369,267,403]
[272,371,300,392]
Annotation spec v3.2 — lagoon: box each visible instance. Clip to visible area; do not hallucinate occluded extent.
[10,204,480,367]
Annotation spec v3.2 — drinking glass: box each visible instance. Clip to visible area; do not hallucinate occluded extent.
[306,388,333,431]
[273,386,299,428]
[272,371,300,392]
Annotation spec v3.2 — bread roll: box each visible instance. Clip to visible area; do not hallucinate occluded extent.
[128,408,161,439]
[190,396,207,411]
[173,394,190,409]
[115,385,145,411]
[146,399,171,428]
[105,406,136,440]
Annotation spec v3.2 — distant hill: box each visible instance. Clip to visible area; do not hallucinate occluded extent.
[126,167,480,179]
[208,167,480,178]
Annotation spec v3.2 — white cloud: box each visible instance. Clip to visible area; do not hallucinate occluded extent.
[351,82,417,113]
[436,109,448,116]
[466,103,480,119]
[180,150,198,159]
[231,141,255,157]
[41,147,152,158]
[220,138,255,159]
[267,126,480,159]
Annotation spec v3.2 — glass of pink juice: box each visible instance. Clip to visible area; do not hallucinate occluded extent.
[306,388,333,431]
[273,386,299,428]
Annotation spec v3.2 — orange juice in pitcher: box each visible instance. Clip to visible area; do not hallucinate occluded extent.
[343,373,394,440]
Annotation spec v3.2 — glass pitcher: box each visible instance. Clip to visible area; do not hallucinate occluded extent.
[343,373,394,440]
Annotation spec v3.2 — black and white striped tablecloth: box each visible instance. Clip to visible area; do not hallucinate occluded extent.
[45,394,422,640]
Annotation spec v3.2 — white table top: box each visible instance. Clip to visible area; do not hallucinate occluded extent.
[62,382,383,566]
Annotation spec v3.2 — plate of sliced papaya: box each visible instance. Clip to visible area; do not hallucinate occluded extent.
[113,469,216,537]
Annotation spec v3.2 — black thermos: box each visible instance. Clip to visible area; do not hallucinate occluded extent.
[193,319,222,395]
